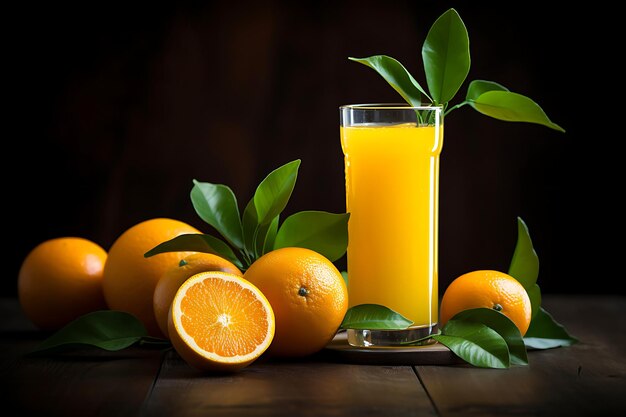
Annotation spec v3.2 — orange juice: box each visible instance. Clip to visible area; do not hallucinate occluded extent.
[341,122,443,327]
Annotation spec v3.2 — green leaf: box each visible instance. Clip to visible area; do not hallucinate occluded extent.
[348,55,429,105]
[254,160,300,226]
[241,160,300,261]
[340,304,413,330]
[527,283,542,320]
[242,205,278,260]
[144,233,243,269]
[508,216,541,318]
[524,307,578,349]
[466,79,508,101]
[242,198,259,258]
[138,336,172,348]
[449,308,528,366]
[190,181,243,248]
[422,8,470,104]
[258,215,279,256]
[434,320,510,369]
[470,90,565,132]
[508,217,539,287]
[341,271,349,286]
[274,211,350,262]
[29,311,150,354]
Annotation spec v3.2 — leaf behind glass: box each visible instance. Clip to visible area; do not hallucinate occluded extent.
[273,211,349,262]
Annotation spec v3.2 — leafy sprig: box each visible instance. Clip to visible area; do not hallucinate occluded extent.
[350,8,564,132]
[144,159,350,270]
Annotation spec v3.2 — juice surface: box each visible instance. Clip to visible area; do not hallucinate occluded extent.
[341,123,443,326]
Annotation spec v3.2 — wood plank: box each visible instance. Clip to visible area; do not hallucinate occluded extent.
[0,298,165,417]
[142,349,437,417]
[415,295,626,417]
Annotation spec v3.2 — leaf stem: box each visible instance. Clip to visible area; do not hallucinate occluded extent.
[444,100,469,116]
[252,226,260,260]
[240,249,252,268]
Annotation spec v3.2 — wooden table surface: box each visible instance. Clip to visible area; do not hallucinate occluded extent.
[1,295,625,417]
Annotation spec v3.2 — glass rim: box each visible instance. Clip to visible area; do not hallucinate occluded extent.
[339,103,443,110]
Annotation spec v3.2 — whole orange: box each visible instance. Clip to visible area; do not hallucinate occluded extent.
[439,270,532,336]
[18,237,108,331]
[243,247,348,357]
[102,218,200,337]
[153,252,242,338]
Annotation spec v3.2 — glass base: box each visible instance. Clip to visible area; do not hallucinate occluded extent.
[346,324,438,347]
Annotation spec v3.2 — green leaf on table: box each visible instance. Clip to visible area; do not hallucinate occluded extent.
[254,159,300,226]
[448,308,528,366]
[469,90,565,132]
[340,304,413,330]
[466,79,508,101]
[422,8,470,104]
[348,55,429,105]
[144,233,243,269]
[190,181,243,248]
[508,216,541,318]
[434,320,510,369]
[524,307,578,349]
[137,336,172,348]
[29,311,161,355]
[273,211,350,262]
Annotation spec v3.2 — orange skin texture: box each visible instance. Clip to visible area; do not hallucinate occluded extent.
[154,253,242,339]
[243,247,348,357]
[18,237,108,331]
[439,270,532,336]
[102,218,201,337]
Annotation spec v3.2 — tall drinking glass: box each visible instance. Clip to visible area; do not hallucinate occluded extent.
[339,104,443,347]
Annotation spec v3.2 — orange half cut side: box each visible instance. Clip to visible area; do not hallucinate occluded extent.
[168,271,275,372]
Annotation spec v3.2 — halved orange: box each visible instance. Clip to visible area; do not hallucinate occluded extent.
[168,271,275,372]
[154,253,243,339]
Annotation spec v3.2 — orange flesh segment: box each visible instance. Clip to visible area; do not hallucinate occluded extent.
[180,278,270,357]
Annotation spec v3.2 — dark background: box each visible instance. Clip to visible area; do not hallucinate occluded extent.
[5,1,617,297]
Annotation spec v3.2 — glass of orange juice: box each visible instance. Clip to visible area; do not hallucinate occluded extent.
[340,104,443,347]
